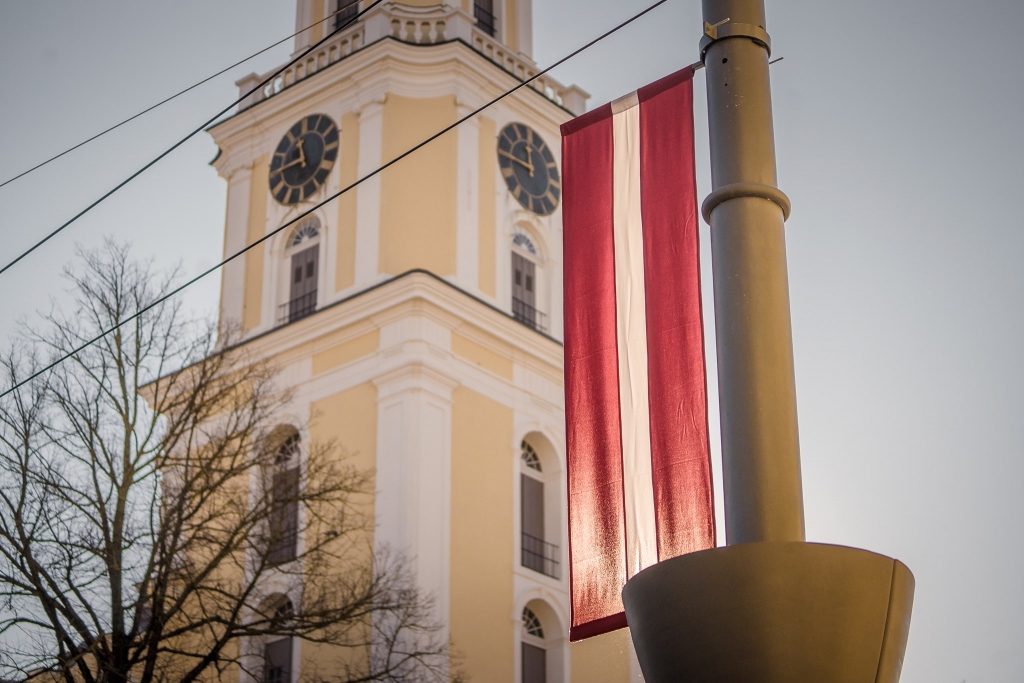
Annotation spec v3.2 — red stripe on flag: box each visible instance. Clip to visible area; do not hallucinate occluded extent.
[638,68,716,561]
[561,103,628,639]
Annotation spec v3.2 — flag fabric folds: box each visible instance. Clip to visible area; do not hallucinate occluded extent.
[560,66,715,641]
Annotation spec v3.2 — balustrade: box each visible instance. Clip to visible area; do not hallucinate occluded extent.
[277,290,318,326]
[513,297,547,333]
[235,3,588,115]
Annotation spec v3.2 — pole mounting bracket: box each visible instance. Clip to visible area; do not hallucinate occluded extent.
[700,21,772,62]
[703,17,731,40]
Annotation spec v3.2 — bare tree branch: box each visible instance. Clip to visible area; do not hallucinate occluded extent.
[0,242,453,683]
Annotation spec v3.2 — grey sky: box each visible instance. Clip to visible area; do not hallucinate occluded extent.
[1,1,1022,681]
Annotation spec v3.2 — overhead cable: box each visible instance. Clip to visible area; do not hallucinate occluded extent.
[0,3,363,191]
[0,0,386,280]
[0,0,671,400]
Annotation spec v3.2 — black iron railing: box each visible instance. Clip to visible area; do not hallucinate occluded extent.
[278,290,318,326]
[512,298,547,332]
[522,532,560,579]
[334,0,359,32]
[474,0,496,36]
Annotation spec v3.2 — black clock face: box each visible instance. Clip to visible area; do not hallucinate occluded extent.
[498,123,560,216]
[269,114,339,205]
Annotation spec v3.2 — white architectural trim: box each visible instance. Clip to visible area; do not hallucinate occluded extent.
[513,587,571,683]
[373,359,457,647]
[355,95,385,286]
[221,165,254,334]
[454,97,480,292]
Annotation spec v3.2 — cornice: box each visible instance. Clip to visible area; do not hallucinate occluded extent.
[235,269,564,373]
[208,36,574,148]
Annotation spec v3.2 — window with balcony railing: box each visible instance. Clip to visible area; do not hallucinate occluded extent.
[512,297,547,332]
[512,246,546,332]
[521,532,560,579]
[280,224,319,326]
[474,0,496,37]
[520,439,559,579]
[278,290,318,326]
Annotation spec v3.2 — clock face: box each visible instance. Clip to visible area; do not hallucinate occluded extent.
[497,123,560,216]
[269,114,339,205]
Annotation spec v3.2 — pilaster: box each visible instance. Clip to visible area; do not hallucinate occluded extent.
[220,165,254,333]
[354,96,385,286]
[455,97,481,293]
[372,314,458,632]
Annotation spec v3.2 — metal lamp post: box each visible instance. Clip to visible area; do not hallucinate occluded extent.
[619,1,915,680]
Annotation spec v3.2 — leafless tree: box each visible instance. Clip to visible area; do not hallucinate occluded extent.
[0,242,454,683]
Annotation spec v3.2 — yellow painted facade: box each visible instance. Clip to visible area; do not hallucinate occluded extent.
[206,2,629,682]
[305,383,378,675]
[569,631,634,683]
[452,331,513,380]
[312,329,379,375]
[505,0,518,56]
[310,382,378,500]
[379,93,458,276]
[451,387,515,681]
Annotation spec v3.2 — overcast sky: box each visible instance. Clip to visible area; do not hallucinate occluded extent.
[1,1,1022,681]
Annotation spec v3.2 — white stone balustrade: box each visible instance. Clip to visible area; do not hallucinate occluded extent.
[235,2,589,115]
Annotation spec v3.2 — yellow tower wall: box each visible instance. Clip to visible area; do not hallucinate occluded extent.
[303,382,379,673]
[569,630,633,683]
[379,94,458,277]
[310,382,378,486]
[450,386,514,682]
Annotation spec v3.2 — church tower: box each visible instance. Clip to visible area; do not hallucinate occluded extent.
[208,2,636,681]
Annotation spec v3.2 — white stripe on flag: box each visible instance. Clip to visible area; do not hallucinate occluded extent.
[611,97,657,579]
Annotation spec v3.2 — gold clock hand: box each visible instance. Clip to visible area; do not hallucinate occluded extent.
[278,139,309,172]
[498,149,534,174]
[278,155,305,171]
[526,146,534,177]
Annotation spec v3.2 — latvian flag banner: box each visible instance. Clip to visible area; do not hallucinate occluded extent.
[561,66,715,641]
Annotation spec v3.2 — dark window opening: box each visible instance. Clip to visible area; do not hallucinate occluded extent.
[522,643,546,683]
[280,243,318,325]
[334,0,360,32]
[268,466,300,565]
[521,473,560,578]
[512,252,545,331]
[474,0,496,37]
[264,636,293,683]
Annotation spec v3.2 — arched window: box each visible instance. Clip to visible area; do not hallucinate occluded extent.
[264,598,295,683]
[522,606,544,638]
[512,232,544,332]
[512,232,537,255]
[521,606,546,683]
[521,440,541,472]
[279,217,321,325]
[520,438,557,578]
[265,427,301,566]
[289,219,320,247]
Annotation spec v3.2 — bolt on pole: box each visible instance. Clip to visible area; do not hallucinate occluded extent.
[700,0,805,545]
